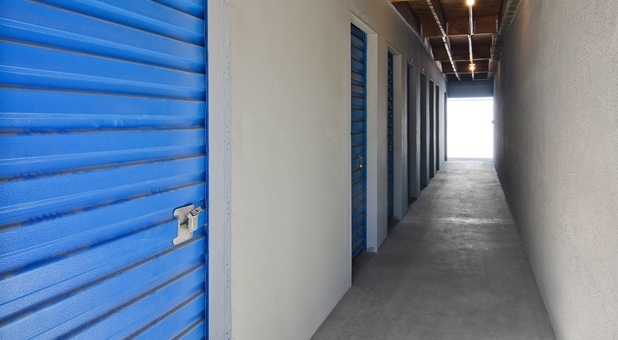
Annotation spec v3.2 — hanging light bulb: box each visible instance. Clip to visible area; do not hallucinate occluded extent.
[469,63,476,71]
[466,0,475,6]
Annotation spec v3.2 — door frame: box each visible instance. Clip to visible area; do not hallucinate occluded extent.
[435,84,440,172]
[387,51,394,220]
[349,15,386,255]
[407,63,420,201]
[350,21,368,260]
[429,79,435,178]
[208,1,232,339]
[419,73,428,189]
[391,52,408,220]
[444,92,448,162]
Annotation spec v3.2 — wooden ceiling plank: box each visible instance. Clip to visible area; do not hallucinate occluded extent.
[474,15,499,34]
[443,60,489,74]
[444,15,498,36]
[427,0,447,32]
[390,0,502,81]
[424,0,460,80]
[440,0,503,18]
[420,17,442,37]
[488,0,522,78]
[433,38,491,61]
[393,2,422,33]
[422,16,499,37]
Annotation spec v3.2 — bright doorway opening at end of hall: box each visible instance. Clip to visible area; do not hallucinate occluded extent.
[447,97,494,159]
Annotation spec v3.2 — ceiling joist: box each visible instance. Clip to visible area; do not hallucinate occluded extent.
[488,0,522,78]
[433,46,491,62]
[421,15,498,38]
[467,4,474,80]
[424,0,460,81]
[442,60,489,74]
[390,0,504,81]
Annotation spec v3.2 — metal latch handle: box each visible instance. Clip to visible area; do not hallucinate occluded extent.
[173,204,204,245]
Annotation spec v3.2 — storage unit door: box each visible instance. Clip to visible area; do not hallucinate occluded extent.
[0,0,208,338]
[435,87,441,171]
[420,74,428,189]
[387,52,394,219]
[350,24,367,260]
[429,81,435,178]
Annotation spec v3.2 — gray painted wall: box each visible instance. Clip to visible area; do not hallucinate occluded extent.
[230,0,446,338]
[494,0,618,338]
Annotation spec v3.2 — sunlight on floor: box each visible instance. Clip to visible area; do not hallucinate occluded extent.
[447,98,494,159]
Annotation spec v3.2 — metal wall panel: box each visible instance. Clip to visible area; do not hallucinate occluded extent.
[350,24,367,260]
[0,0,208,338]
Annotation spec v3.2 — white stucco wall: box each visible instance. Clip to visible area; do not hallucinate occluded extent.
[230,0,445,338]
[494,0,618,338]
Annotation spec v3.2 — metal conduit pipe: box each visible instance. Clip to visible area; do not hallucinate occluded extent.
[468,5,475,80]
[425,0,460,81]
[488,0,522,78]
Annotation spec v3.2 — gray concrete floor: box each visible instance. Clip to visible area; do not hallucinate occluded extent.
[312,160,555,340]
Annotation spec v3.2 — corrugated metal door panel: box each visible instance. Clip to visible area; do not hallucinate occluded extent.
[153,0,205,19]
[0,8,203,72]
[420,74,428,189]
[387,52,394,219]
[0,89,204,130]
[429,80,435,179]
[0,0,207,338]
[351,24,366,260]
[435,86,440,171]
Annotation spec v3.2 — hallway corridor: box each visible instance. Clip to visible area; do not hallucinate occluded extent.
[312,161,555,339]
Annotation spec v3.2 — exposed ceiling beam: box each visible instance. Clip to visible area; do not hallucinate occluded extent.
[448,73,489,82]
[426,0,446,30]
[420,15,498,37]
[389,0,504,82]
[446,72,489,76]
[488,0,522,78]
[467,4,474,80]
[433,44,491,61]
[392,2,421,34]
[468,35,475,80]
[443,60,489,74]
[424,0,460,80]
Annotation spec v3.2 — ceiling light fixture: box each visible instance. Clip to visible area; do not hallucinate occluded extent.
[467,0,475,80]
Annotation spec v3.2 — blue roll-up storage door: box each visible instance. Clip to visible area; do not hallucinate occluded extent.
[0,0,208,338]
[429,80,435,179]
[435,86,440,172]
[351,24,367,260]
[420,74,428,189]
[387,52,394,219]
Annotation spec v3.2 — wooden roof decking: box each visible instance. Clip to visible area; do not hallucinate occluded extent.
[391,0,506,82]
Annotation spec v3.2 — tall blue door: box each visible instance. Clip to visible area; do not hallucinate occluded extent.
[429,80,435,178]
[0,0,208,338]
[351,24,367,260]
[387,52,394,219]
[420,74,428,189]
